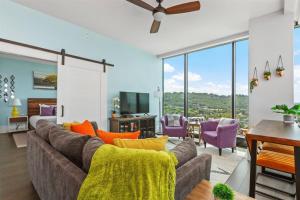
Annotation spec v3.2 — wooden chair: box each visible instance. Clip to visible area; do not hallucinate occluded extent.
[245,134,295,198]
[262,142,294,155]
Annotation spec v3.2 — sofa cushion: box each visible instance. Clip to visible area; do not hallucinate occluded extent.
[82,137,104,173]
[170,138,197,169]
[203,131,217,139]
[97,130,140,144]
[49,128,90,168]
[218,118,234,126]
[167,114,181,127]
[71,120,96,136]
[36,120,59,142]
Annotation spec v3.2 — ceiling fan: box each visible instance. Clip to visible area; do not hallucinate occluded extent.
[127,0,201,33]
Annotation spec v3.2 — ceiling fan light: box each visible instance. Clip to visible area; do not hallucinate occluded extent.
[153,12,165,21]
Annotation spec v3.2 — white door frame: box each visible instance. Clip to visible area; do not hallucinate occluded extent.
[0,41,107,130]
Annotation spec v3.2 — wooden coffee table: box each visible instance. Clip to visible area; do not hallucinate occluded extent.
[185,180,255,200]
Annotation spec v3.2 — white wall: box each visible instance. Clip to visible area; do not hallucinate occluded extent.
[249,11,294,127]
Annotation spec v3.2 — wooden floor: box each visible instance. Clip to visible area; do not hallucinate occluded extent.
[226,158,251,194]
[0,133,39,200]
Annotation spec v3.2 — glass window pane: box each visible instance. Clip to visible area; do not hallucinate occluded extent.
[163,55,185,115]
[236,40,249,129]
[295,28,300,103]
[187,44,232,119]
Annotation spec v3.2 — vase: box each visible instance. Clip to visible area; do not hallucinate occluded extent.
[276,70,284,77]
[283,115,294,124]
[253,79,258,86]
[264,75,271,80]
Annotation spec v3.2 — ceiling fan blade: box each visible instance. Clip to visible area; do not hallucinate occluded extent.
[126,0,154,12]
[165,1,201,15]
[150,20,161,33]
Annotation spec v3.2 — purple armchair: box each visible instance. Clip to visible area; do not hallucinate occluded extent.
[200,119,239,156]
[161,115,188,138]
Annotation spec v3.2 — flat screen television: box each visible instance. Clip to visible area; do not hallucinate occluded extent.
[120,92,149,115]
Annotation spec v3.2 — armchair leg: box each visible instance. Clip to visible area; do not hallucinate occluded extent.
[204,142,206,148]
[219,148,222,156]
[232,147,235,153]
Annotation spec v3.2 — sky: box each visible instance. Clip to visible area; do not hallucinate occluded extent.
[164,40,248,96]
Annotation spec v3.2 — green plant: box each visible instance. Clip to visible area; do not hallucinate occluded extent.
[276,67,285,72]
[213,183,234,200]
[250,78,258,93]
[272,104,300,115]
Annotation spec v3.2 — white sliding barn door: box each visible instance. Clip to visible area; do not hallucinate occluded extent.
[57,56,107,130]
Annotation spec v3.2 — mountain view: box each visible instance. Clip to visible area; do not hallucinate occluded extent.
[164,92,249,128]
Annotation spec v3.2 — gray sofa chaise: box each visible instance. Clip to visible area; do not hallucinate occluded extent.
[27,120,212,200]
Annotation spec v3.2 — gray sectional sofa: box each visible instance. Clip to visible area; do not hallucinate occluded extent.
[27,120,212,200]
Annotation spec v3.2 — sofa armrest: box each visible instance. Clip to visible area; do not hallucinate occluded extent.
[175,153,212,200]
[171,138,197,168]
[217,123,239,147]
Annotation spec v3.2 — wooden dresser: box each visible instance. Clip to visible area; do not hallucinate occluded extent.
[109,115,156,138]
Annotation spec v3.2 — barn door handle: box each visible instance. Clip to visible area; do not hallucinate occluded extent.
[61,105,64,117]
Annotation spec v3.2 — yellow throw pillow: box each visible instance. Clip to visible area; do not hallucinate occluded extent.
[63,122,80,130]
[113,136,168,151]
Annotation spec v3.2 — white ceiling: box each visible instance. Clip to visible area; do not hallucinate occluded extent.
[12,0,284,56]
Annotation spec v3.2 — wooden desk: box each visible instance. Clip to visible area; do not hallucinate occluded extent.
[185,180,255,200]
[247,120,300,199]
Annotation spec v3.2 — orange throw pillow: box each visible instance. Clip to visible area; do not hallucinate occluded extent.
[97,130,140,144]
[71,120,96,136]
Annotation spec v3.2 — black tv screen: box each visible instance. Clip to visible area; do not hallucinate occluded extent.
[120,92,149,115]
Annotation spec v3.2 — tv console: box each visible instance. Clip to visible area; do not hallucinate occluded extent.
[109,115,156,138]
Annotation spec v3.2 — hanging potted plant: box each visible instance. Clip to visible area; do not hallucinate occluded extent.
[276,55,285,77]
[250,67,258,93]
[111,96,120,118]
[213,183,234,200]
[263,61,271,80]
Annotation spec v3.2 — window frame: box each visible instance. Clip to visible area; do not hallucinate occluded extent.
[162,38,249,123]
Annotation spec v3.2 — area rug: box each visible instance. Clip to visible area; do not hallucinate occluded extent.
[12,132,27,148]
[167,138,246,185]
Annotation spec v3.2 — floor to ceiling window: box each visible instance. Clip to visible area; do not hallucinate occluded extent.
[163,55,185,115]
[235,40,249,128]
[162,39,249,128]
[188,44,232,119]
[295,27,300,104]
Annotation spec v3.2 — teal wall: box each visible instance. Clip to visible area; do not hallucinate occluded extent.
[0,0,162,129]
[0,57,57,125]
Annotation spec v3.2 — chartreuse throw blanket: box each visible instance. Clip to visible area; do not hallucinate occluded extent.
[77,144,178,200]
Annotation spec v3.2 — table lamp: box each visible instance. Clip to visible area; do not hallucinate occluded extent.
[11,98,22,117]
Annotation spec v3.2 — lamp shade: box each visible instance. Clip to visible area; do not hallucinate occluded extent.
[12,98,22,106]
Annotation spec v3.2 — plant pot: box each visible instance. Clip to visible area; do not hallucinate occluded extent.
[276,70,284,77]
[264,75,271,80]
[283,115,294,124]
[253,80,258,86]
